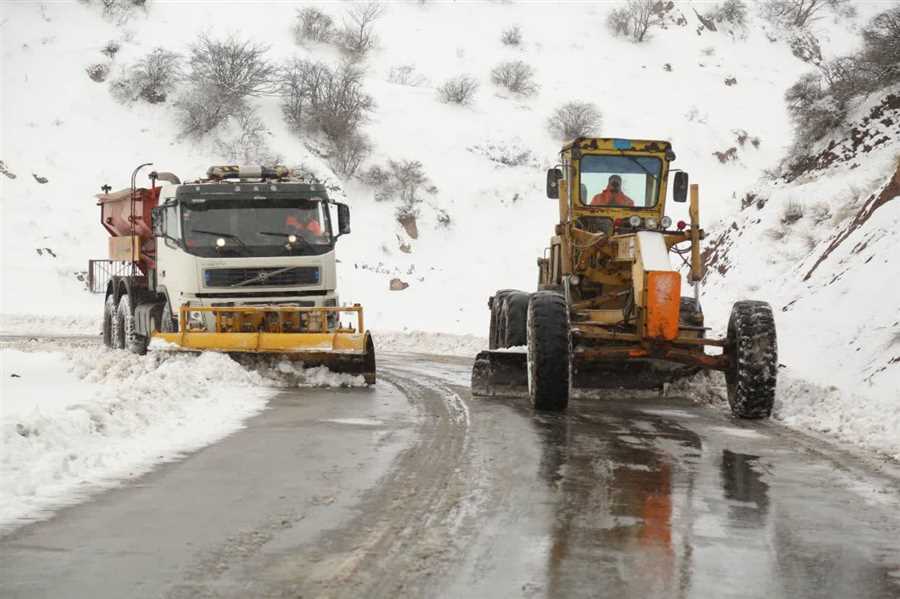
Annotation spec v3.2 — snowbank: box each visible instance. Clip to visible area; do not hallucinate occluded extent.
[0,314,100,336]
[0,346,365,531]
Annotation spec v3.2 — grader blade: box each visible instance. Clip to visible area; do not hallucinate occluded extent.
[471,350,528,398]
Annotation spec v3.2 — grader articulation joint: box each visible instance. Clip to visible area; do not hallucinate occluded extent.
[472,138,777,418]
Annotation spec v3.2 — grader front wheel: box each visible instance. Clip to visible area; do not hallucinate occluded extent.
[526,291,570,412]
[725,300,777,419]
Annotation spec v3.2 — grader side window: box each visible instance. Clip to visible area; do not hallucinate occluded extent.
[579,155,662,208]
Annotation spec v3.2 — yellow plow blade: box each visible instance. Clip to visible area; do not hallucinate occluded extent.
[151,305,376,384]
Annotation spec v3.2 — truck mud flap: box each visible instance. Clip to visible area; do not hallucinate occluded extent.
[471,350,528,398]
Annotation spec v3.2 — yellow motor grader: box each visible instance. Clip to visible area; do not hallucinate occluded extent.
[471,138,777,418]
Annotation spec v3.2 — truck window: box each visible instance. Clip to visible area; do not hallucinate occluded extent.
[579,155,662,208]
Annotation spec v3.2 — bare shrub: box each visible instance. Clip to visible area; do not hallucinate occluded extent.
[101,40,121,58]
[388,64,426,87]
[860,6,900,87]
[187,35,277,102]
[706,0,748,28]
[500,25,522,46]
[178,35,276,136]
[112,48,182,104]
[283,60,374,143]
[436,75,479,105]
[760,0,855,29]
[86,63,110,82]
[361,160,437,215]
[547,102,602,140]
[713,147,738,163]
[490,60,538,96]
[294,7,335,44]
[781,201,804,225]
[338,2,384,58]
[810,202,832,224]
[435,208,452,228]
[788,29,823,65]
[784,72,845,146]
[84,0,148,22]
[607,0,665,43]
[327,132,372,178]
[607,7,632,36]
[213,107,279,165]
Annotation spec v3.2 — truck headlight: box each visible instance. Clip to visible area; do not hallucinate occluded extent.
[645,217,658,229]
[661,216,673,229]
[628,216,642,228]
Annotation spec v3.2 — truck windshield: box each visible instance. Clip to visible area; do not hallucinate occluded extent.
[180,198,333,257]
[579,155,662,208]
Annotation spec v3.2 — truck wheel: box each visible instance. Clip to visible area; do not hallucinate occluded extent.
[118,294,149,355]
[160,300,177,333]
[725,301,777,419]
[103,295,116,348]
[526,291,570,412]
[501,291,529,347]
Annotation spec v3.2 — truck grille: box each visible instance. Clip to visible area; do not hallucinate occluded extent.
[203,267,320,288]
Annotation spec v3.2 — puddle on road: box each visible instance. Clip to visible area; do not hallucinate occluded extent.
[708,426,768,440]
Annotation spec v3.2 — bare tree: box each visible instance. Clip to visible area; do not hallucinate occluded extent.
[214,107,279,165]
[294,7,335,44]
[547,102,603,140]
[860,6,900,85]
[436,75,479,105]
[339,2,384,58]
[607,1,665,43]
[761,0,855,28]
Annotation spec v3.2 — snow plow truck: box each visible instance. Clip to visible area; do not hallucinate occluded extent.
[92,164,376,384]
[471,138,777,418]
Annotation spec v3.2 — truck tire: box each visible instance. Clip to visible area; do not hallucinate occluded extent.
[118,294,149,355]
[160,300,177,333]
[526,291,570,412]
[725,301,777,419]
[501,291,529,347]
[103,294,116,348]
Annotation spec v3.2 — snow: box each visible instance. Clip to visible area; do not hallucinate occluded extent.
[374,329,486,357]
[0,345,372,531]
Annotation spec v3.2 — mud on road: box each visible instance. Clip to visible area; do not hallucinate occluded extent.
[2,349,900,598]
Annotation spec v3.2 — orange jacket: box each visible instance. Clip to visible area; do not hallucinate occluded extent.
[590,188,635,207]
[286,215,322,235]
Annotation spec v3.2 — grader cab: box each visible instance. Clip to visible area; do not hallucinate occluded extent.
[471,138,777,418]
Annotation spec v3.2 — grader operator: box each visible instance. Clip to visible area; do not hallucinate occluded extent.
[472,138,777,418]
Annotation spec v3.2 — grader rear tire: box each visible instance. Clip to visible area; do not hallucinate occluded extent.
[725,301,777,419]
[526,291,569,412]
[501,291,529,347]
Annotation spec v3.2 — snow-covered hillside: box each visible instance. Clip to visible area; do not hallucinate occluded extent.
[701,86,900,458]
[2,0,879,332]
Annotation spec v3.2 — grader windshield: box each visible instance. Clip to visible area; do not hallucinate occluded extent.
[579,155,662,208]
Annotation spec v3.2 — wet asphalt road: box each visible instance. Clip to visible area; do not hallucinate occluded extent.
[2,350,900,598]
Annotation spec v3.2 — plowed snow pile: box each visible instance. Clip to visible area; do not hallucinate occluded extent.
[0,346,364,531]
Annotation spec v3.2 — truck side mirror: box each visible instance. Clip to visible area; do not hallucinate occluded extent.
[336,203,351,236]
[151,207,165,237]
[673,171,689,203]
[546,168,562,199]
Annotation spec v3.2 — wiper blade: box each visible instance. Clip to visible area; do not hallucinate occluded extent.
[191,228,250,254]
[229,265,302,288]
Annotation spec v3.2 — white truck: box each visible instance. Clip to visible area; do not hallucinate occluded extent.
[94,164,375,383]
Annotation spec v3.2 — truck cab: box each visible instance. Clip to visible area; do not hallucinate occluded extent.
[152,174,349,330]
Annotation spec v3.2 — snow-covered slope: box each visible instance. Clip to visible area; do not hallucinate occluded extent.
[700,87,900,458]
[2,0,868,332]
